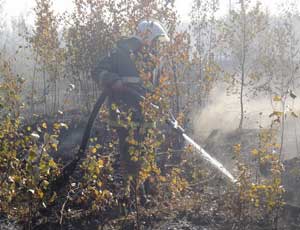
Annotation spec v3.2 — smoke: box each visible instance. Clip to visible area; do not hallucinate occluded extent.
[191,84,300,160]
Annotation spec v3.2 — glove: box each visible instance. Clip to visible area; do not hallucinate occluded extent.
[111,77,141,92]
[100,71,120,87]
[111,79,127,91]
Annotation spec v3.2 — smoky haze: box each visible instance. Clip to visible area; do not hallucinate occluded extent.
[192,84,300,160]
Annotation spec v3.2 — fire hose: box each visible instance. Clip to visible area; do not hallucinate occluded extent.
[50,83,236,193]
[49,91,108,192]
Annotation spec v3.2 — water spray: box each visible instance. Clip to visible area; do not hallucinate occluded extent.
[167,118,237,183]
[132,89,237,184]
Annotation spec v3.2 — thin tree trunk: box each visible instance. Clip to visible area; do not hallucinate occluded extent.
[172,63,180,115]
[31,53,38,115]
[43,69,47,115]
[54,79,57,114]
[239,0,246,129]
[57,79,60,111]
[279,98,286,159]
[54,66,59,114]
[196,5,203,108]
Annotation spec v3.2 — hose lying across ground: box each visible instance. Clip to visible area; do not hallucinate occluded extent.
[49,91,108,193]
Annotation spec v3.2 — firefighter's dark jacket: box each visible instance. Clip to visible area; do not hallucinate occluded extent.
[92,36,145,122]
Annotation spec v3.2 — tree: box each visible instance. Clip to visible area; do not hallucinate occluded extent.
[0,0,6,50]
[31,0,63,115]
[221,0,267,129]
[259,1,300,158]
[63,0,115,111]
[190,0,220,108]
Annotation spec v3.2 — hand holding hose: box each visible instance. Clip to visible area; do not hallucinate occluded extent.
[111,77,142,92]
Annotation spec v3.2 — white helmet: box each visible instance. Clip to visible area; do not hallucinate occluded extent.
[135,20,170,44]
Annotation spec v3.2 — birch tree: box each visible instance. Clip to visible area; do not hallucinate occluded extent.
[260,2,300,158]
[190,0,220,108]
[221,0,267,129]
[31,0,63,115]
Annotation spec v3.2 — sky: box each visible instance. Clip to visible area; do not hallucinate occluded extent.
[2,0,300,24]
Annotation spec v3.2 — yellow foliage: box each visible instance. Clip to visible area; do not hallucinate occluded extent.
[273,95,282,102]
[42,122,47,129]
[90,147,97,154]
[251,148,259,156]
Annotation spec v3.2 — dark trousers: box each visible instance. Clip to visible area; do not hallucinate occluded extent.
[116,127,141,176]
[116,126,150,204]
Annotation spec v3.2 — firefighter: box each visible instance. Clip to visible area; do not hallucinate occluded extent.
[92,20,169,205]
